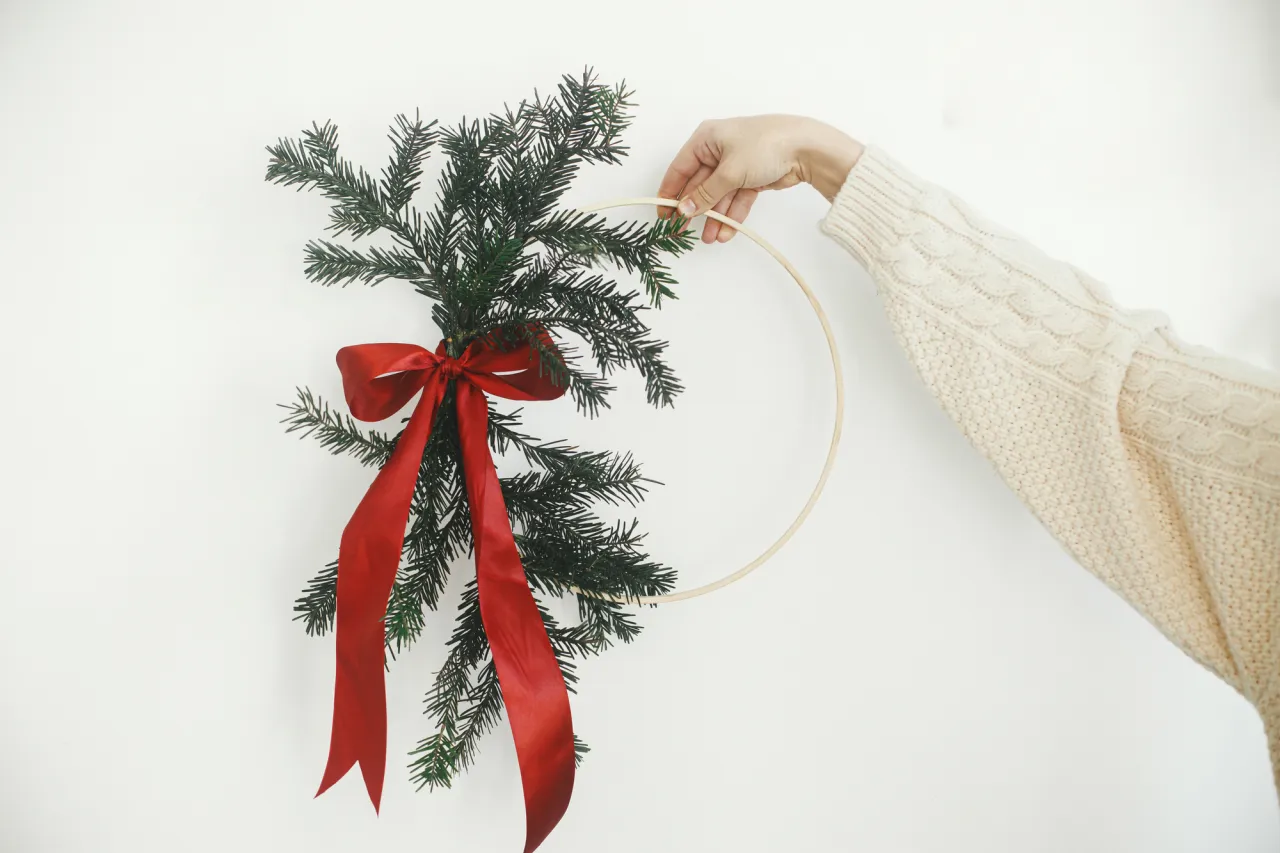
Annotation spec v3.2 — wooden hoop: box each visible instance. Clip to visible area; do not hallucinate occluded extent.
[567,197,845,605]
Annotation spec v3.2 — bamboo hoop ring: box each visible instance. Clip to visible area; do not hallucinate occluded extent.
[566,197,845,605]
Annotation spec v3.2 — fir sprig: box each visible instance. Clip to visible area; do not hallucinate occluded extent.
[270,67,693,791]
[281,388,395,467]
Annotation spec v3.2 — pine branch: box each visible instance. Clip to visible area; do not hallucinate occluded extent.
[527,209,695,306]
[382,111,439,213]
[387,472,469,652]
[515,71,633,222]
[479,239,689,409]
[411,581,486,789]
[488,406,585,471]
[427,115,511,322]
[452,658,504,775]
[518,512,675,601]
[280,388,395,467]
[293,560,338,636]
[501,451,653,531]
[266,119,440,297]
[540,604,583,689]
[266,121,387,238]
[303,240,427,287]
[496,310,683,410]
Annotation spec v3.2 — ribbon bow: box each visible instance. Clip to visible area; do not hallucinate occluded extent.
[316,333,575,853]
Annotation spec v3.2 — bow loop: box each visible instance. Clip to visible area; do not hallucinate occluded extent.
[336,343,439,423]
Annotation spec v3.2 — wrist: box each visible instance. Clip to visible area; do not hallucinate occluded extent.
[797,123,864,202]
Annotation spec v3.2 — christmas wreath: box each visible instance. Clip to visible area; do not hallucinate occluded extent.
[267,68,696,851]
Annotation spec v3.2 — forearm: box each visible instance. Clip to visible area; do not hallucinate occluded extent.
[816,145,1280,745]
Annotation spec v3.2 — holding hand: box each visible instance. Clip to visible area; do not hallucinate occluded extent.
[656,115,865,243]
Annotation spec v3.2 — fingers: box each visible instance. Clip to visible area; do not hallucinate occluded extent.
[702,190,736,243]
[716,188,758,243]
[656,120,757,239]
[656,132,706,220]
[669,163,712,232]
[676,161,742,221]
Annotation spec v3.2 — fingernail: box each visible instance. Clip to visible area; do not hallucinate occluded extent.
[718,226,734,242]
[677,198,695,217]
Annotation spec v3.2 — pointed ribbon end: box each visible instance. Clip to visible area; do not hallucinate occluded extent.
[314,757,384,815]
[315,760,350,800]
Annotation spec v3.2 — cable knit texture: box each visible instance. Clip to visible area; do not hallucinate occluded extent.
[819,145,1280,796]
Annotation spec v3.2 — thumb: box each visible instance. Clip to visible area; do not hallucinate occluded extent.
[676,161,742,220]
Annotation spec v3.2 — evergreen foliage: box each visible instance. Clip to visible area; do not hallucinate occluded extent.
[267,68,694,790]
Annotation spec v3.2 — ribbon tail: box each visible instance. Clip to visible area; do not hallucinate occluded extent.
[316,632,387,810]
[318,373,447,812]
[455,382,576,853]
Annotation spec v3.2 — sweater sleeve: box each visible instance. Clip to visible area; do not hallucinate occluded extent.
[819,145,1280,790]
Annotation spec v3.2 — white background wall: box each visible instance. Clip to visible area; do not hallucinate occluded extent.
[2,0,1277,850]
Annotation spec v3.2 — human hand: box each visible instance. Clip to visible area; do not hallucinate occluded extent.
[656,115,865,243]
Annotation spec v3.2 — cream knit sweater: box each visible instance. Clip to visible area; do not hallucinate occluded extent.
[819,145,1280,796]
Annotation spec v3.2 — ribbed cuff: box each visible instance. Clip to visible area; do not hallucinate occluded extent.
[818,145,927,268]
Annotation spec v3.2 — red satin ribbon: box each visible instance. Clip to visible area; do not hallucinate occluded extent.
[316,334,575,853]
